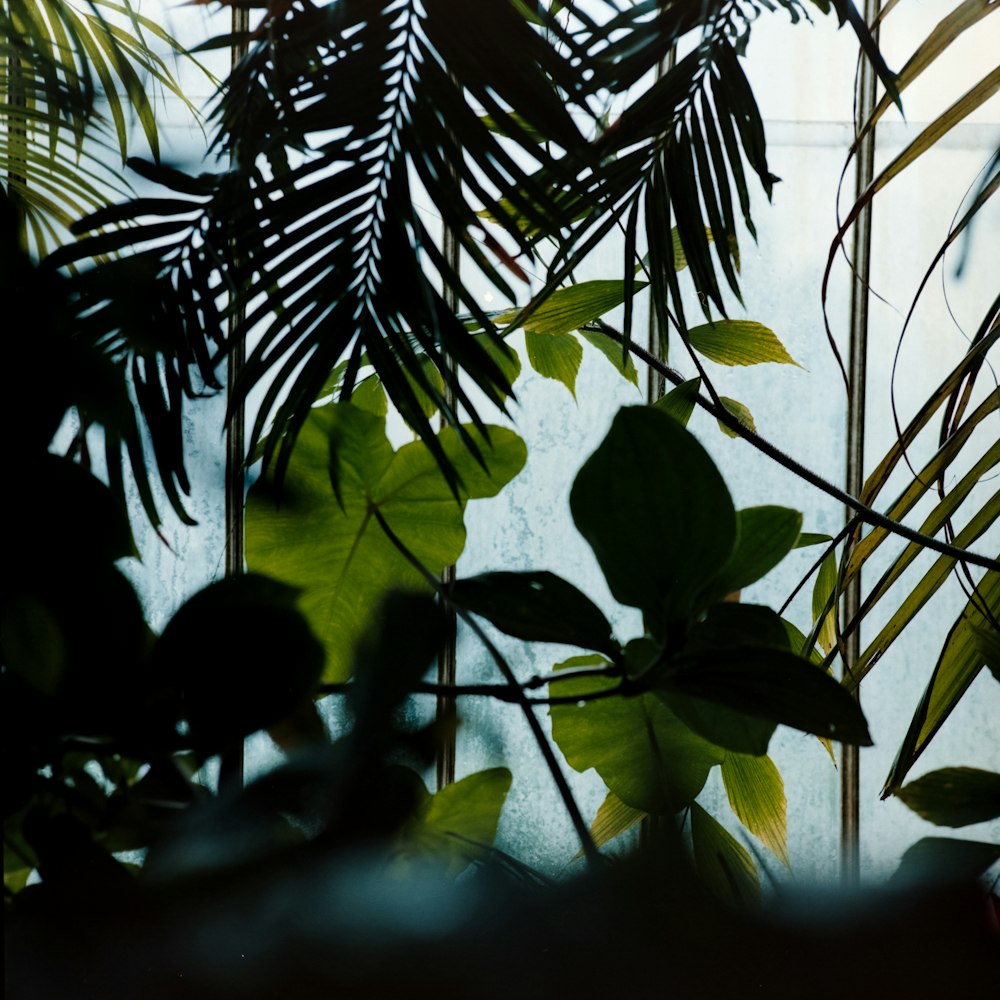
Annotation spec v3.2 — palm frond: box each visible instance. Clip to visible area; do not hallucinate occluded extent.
[1,0,212,256]
[48,0,904,508]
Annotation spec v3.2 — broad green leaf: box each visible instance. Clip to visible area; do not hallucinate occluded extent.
[891,837,1000,887]
[524,330,583,397]
[659,646,872,747]
[882,570,1000,795]
[578,327,640,386]
[896,768,1000,828]
[451,571,619,658]
[690,803,759,906]
[589,792,646,849]
[812,550,839,653]
[502,279,648,336]
[246,404,526,681]
[653,378,701,426]
[711,506,803,598]
[570,406,737,624]
[687,321,802,368]
[407,767,512,873]
[549,655,724,814]
[718,397,756,437]
[721,753,789,866]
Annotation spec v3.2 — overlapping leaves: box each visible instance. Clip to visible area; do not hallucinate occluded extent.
[246,401,526,681]
[42,0,896,519]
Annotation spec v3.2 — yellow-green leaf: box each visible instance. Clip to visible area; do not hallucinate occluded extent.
[812,550,839,653]
[524,330,583,397]
[721,752,789,867]
[718,397,755,438]
[589,792,646,849]
[406,768,512,874]
[503,279,648,336]
[246,404,526,681]
[882,569,1000,795]
[578,328,640,386]
[688,321,802,368]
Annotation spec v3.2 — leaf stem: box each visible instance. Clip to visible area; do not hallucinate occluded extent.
[592,322,999,574]
[369,508,602,864]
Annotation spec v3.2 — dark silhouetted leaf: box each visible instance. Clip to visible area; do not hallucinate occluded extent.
[570,406,736,624]
[896,768,1000,829]
[451,571,619,658]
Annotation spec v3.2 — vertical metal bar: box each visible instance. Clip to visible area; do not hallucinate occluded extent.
[640,46,676,850]
[219,4,251,796]
[645,49,676,405]
[842,0,881,887]
[436,86,461,792]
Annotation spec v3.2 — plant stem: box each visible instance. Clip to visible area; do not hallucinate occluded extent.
[592,322,999,574]
[370,508,601,864]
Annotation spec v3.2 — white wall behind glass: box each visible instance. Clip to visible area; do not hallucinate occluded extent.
[85,2,997,881]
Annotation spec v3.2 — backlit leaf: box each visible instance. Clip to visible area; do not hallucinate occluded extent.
[721,752,789,866]
[246,403,526,681]
[524,330,583,397]
[654,378,701,427]
[504,280,648,337]
[589,792,646,850]
[407,767,512,873]
[812,550,839,653]
[718,397,756,438]
[549,655,724,814]
[687,321,802,368]
[883,570,1000,794]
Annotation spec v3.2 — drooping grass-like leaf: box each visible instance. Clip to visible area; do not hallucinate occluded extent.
[721,752,789,867]
[882,569,1000,796]
[1,0,210,256]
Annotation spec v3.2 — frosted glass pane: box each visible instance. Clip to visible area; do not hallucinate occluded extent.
[52,2,996,885]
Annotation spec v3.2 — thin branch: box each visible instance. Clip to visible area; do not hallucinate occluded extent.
[369,507,602,864]
[591,323,999,573]
[318,677,626,707]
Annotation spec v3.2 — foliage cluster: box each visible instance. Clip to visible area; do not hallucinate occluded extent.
[3,1,1000,994]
